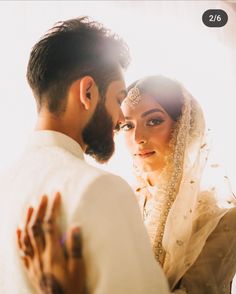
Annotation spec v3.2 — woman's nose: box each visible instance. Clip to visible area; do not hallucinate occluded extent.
[134,128,147,145]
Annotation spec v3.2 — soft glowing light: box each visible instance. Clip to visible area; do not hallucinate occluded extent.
[0,1,235,198]
[0,0,236,291]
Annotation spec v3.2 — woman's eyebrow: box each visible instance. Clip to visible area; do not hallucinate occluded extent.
[141,108,164,118]
[124,108,164,120]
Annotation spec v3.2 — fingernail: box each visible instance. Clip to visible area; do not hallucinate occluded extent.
[56,192,61,200]
[16,228,21,238]
[28,207,33,214]
[41,195,48,203]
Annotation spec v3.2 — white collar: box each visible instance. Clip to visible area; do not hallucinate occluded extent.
[26,130,84,160]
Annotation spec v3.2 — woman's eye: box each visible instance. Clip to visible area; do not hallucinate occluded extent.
[147,118,164,126]
[120,123,133,131]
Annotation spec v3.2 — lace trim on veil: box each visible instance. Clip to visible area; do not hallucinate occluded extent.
[135,88,231,289]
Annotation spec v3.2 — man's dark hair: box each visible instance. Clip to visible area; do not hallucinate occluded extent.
[27,17,130,113]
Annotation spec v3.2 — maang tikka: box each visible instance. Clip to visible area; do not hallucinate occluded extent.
[124,87,141,107]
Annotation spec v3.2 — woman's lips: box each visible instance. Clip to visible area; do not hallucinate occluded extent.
[136,151,156,159]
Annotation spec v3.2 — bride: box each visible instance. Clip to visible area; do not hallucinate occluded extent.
[120,75,236,293]
[18,75,236,293]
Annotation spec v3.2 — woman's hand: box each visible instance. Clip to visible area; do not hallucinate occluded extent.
[17,192,86,294]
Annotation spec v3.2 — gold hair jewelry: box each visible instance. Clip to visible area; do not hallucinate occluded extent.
[124,87,141,107]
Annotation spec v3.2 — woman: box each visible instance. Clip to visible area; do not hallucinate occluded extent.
[120,75,236,293]
[19,75,236,293]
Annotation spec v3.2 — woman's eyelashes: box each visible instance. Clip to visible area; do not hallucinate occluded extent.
[120,122,134,131]
[121,117,164,131]
[146,118,164,126]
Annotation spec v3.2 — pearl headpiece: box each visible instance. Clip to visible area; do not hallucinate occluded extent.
[124,87,141,107]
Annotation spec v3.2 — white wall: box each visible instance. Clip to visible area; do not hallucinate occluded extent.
[0,0,235,290]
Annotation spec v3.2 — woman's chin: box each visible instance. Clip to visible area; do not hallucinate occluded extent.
[138,163,162,173]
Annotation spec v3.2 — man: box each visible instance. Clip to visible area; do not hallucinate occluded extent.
[0,17,169,293]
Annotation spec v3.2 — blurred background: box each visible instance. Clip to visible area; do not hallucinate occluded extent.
[0,0,235,289]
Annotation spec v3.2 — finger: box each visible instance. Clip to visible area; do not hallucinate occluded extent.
[66,227,85,293]
[17,229,30,269]
[17,206,33,250]
[30,195,48,253]
[17,228,31,267]
[67,227,82,260]
[27,196,49,272]
[17,207,34,258]
[44,192,61,244]
[25,206,34,227]
[16,228,23,250]
[34,195,48,223]
[21,256,30,269]
[48,192,61,224]
[16,207,34,249]
[20,232,34,258]
[43,193,64,272]
[19,207,35,258]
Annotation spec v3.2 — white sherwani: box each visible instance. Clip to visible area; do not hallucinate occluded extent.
[0,130,169,294]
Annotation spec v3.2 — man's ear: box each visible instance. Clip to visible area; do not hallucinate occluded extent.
[79,76,96,110]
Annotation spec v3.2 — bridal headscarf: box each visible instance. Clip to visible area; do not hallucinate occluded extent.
[124,76,235,290]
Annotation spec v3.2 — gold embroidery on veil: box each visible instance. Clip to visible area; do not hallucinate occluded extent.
[133,86,231,290]
[137,94,191,265]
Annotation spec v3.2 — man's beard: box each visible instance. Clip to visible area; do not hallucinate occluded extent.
[82,100,115,163]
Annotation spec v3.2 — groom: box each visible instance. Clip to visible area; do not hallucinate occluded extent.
[0,17,169,293]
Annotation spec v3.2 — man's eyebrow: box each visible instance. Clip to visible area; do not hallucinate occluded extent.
[141,108,164,118]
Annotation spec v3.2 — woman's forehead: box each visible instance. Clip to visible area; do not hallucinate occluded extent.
[122,94,166,117]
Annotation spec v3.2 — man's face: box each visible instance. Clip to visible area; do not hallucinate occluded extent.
[82,79,127,163]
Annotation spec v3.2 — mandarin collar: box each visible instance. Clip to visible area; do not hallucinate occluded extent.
[26,130,84,160]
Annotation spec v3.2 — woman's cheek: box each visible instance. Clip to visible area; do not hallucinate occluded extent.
[124,134,134,154]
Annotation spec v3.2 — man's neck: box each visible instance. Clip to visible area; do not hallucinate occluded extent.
[35,112,85,151]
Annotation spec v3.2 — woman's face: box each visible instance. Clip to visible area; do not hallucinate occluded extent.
[121,94,175,172]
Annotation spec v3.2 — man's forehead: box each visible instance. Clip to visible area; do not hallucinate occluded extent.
[108,80,127,95]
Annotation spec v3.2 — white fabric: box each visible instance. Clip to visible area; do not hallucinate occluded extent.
[161,93,228,288]
[134,87,235,291]
[179,207,236,294]
[0,130,169,294]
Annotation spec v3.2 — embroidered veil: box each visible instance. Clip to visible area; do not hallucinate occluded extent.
[126,81,235,290]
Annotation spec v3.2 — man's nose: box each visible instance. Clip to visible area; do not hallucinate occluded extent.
[118,109,125,123]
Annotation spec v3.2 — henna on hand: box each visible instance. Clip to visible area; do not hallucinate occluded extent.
[39,273,65,294]
[71,230,82,259]
[32,220,46,248]
[18,194,86,294]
